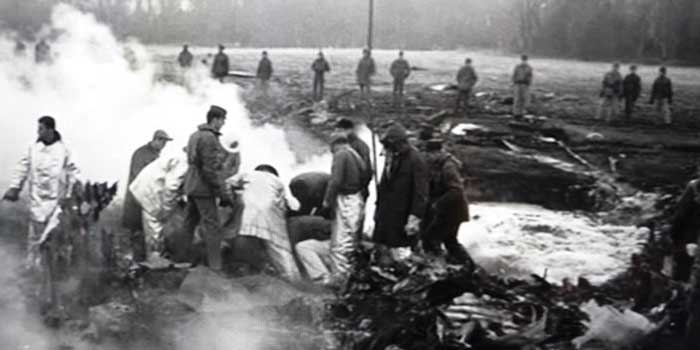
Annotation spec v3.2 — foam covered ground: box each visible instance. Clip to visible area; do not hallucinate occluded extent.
[459,203,646,285]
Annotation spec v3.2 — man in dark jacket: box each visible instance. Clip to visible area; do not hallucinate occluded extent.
[622,65,641,120]
[456,58,479,114]
[322,134,368,280]
[335,118,372,199]
[373,123,429,249]
[421,139,472,265]
[687,248,700,350]
[356,49,376,101]
[512,55,533,118]
[670,173,700,282]
[178,44,193,68]
[183,105,227,271]
[596,63,623,123]
[122,130,172,261]
[649,66,673,125]
[289,172,331,217]
[35,38,51,64]
[256,51,273,93]
[390,51,411,107]
[312,51,331,101]
[211,45,229,82]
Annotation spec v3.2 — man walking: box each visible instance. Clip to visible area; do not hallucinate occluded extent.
[183,105,228,271]
[512,55,534,119]
[123,130,172,262]
[311,51,331,101]
[178,44,194,68]
[211,45,230,82]
[455,58,478,114]
[622,65,641,120]
[373,123,429,255]
[256,51,273,93]
[3,116,80,270]
[390,51,411,107]
[322,134,368,282]
[596,63,623,123]
[356,49,376,102]
[649,66,673,125]
[421,139,472,265]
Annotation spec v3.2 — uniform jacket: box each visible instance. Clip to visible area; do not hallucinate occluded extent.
[212,52,230,78]
[178,50,193,67]
[123,143,160,229]
[512,63,533,85]
[457,65,478,91]
[257,57,273,81]
[650,76,673,103]
[600,70,623,98]
[427,151,469,222]
[373,143,429,247]
[10,132,80,223]
[289,172,330,215]
[324,145,367,206]
[671,179,700,246]
[312,58,331,75]
[390,58,411,81]
[184,124,224,198]
[349,134,373,194]
[623,73,641,100]
[129,153,188,220]
[356,57,376,85]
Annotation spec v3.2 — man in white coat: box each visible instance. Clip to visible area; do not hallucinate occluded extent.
[3,116,80,270]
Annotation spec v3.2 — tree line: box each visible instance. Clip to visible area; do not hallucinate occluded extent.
[2,0,699,63]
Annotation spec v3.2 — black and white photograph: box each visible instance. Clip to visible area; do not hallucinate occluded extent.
[0,0,699,349]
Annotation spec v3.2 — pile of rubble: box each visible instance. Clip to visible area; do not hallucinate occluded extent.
[323,240,681,350]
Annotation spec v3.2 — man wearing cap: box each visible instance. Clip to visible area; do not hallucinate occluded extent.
[311,51,331,101]
[335,118,372,199]
[3,116,80,270]
[390,51,411,107]
[650,66,673,125]
[178,44,194,68]
[421,139,472,265]
[373,123,429,251]
[122,130,173,262]
[212,45,230,82]
[183,105,228,271]
[597,62,623,123]
[512,55,533,119]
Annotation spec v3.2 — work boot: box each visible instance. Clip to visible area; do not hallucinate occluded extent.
[139,252,174,270]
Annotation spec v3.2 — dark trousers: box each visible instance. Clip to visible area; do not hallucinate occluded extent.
[675,250,693,282]
[313,74,325,101]
[421,191,472,264]
[455,88,472,113]
[624,96,637,119]
[183,197,222,270]
[686,253,700,349]
[393,79,405,106]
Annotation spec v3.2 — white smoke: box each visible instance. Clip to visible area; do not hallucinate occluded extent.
[0,4,329,192]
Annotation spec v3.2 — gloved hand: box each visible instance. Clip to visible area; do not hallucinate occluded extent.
[3,188,20,202]
[687,243,698,258]
[405,215,422,237]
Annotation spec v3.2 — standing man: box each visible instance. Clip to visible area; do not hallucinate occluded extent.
[687,248,700,350]
[3,116,80,270]
[256,51,273,93]
[183,105,228,271]
[322,134,368,282]
[596,63,624,123]
[312,51,331,101]
[421,139,472,265]
[455,58,479,114]
[334,118,372,199]
[390,51,411,107]
[649,66,673,125]
[669,169,700,282]
[512,55,534,119]
[178,44,194,68]
[122,130,172,262]
[211,45,230,82]
[373,123,429,254]
[356,48,376,102]
[622,65,641,120]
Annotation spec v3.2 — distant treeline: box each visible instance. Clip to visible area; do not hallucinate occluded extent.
[2,0,700,63]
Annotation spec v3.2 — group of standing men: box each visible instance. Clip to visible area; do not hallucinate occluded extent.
[597,63,675,124]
